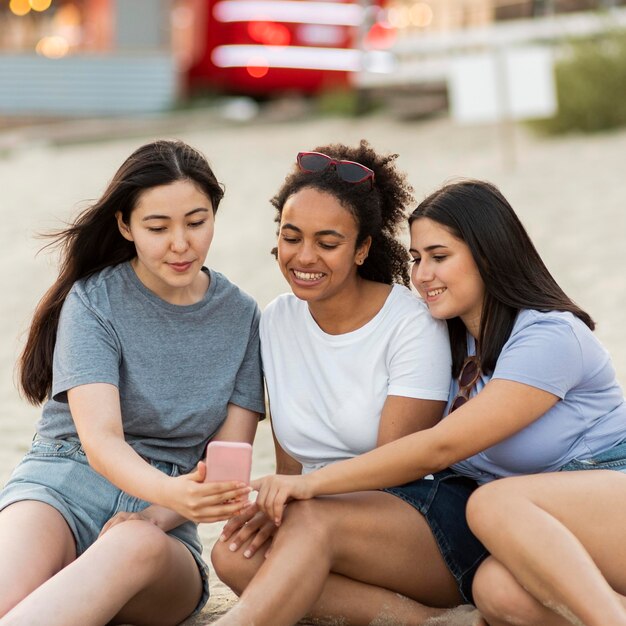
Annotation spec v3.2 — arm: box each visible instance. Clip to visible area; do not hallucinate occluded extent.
[70,384,253,524]
[102,402,259,534]
[376,395,446,446]
[254,379,559,524]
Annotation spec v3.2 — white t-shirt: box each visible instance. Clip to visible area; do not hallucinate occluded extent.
[260,284,452,473]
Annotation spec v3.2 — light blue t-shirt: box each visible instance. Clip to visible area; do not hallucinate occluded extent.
[451,309,626,484]
[37,262,265,473]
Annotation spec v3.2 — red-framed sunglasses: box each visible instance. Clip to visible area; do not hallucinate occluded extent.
[297,151,375,187]
[449,356,481,413]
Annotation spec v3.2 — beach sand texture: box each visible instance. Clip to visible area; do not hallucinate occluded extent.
[1,113,625,624]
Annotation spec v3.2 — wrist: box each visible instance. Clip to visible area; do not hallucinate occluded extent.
[304,471,322,498]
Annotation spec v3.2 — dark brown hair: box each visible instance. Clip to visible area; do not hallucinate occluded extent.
[410,179,594,376]
[19,140,224,404]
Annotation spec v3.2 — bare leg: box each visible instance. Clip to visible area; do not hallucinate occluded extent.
[0,519,203,626]
[213,491,471,626]
[0,501,76,617]
[467,471,626,626]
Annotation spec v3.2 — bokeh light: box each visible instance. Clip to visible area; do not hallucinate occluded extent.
[36,35,70,58]
[10,0,31,16]
[246,58,270,78]
[30,0,53,12]
[410,2,433,28]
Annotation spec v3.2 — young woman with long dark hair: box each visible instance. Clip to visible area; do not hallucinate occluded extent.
[0,140,264,625]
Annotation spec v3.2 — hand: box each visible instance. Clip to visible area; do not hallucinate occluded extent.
[163,461,253,524]
[99,510,158,537]
[251,474,315,526]
[219,503,278,559]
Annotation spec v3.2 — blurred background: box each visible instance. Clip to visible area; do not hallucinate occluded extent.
[0,0,625,128]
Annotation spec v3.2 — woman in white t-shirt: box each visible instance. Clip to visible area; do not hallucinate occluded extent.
[212,143,487,624]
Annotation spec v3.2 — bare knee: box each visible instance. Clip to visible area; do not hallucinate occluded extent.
[211,539,258,595]
[466,480,513,541]
[98,520,172,576]
[280,499,333,543]
[473,558,541,626]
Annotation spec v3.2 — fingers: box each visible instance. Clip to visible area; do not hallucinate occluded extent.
[241,521,277,559]
[221,510,276,558]
[219,504,259,542]
[254,479,288,526]
[192,498,254,524]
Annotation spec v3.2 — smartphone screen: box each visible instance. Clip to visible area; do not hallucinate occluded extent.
[205,441,252,484]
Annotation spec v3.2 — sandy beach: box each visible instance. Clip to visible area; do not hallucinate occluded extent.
[1,110,626,624]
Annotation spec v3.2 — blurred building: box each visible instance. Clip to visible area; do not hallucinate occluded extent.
[0,0,182,116]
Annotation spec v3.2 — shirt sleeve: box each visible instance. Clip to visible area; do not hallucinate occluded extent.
[51,290,121,403]
[387,309,452,401]
[492,317,584,398]
[229,305,266,417]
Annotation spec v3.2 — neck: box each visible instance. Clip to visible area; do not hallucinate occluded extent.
[308,279,390,335]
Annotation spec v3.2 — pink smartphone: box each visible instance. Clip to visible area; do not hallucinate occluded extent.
[205,441,252,484]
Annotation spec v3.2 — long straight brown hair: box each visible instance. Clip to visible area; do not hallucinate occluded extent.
[409,180,594,377]
[19,140,224,404]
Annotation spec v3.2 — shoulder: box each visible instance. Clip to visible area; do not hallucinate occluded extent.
[508,309,587,347]
[262,292,302,322]
[211,270,260,314]
[384,284,446,332]
[66,263,128,315]
[387,284,431,316]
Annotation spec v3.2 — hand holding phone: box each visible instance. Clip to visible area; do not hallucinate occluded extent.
[205,441,253,485]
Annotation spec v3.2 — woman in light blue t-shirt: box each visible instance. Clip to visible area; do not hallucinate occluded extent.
[244,180,626,626]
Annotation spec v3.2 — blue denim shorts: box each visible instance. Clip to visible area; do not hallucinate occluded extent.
[560,438,626,473]
[0,436,210,613]
[384,469,487,605]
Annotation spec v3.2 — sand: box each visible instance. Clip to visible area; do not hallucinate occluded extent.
[1,110,625,624]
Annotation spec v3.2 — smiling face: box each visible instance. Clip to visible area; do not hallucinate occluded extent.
[277,187,370,307]
[116,179,215,305]
[409,217,485,337]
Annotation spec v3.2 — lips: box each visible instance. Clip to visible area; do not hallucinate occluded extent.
[168,261,193,273]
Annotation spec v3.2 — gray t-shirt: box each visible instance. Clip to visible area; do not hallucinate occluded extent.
[37,262,265,472]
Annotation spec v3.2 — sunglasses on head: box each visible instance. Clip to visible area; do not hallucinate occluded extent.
[449,356,481,413]
[297,151,375,187]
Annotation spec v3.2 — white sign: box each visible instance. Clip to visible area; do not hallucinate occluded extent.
[448,46,558,124]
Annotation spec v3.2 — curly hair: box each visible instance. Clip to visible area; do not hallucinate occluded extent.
[271,140,413,286]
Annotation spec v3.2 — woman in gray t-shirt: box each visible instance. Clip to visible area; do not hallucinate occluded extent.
[0,140,264,624]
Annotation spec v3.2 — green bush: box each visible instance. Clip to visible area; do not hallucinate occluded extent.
[531,31,626,134]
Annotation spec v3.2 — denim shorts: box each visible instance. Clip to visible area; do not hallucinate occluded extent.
[384,469,487,605]
[0,436,210,614]
[560,438,626,473]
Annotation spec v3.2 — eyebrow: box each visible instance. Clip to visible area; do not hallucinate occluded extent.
[409,244,450,254]
[281,223,346,239]
[141,208,209,221]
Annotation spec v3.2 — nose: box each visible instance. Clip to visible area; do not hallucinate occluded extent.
[170,227,190,253]
[412,259,433,286]
[296,240,318,265]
